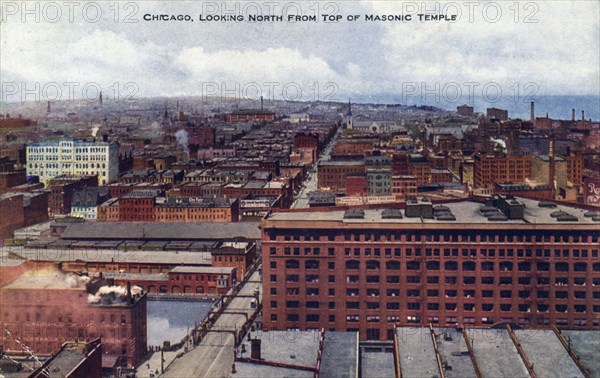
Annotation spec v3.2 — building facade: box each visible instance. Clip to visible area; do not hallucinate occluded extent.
[474,153,531,189]
[0,262,147,367]
[261,197,599,341]
[26,138,119,185]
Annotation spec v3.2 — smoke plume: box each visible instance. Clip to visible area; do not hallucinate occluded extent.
[175,129,189,153]
[87,285,143,303]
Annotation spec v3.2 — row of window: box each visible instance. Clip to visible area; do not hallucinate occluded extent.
[271,276,600,287]
[270,231,597,243]
[273,312,599,324]
[270,246,599,259]
[272,259,600,272]
[273,301,599,313]
[272,286,600,299]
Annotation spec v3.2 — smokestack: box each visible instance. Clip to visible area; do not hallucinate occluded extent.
[549,136,556,197]
[581,110,585,121]
[530,101,535,123]
[572,108,575,122]
[251,338,261,360]
[127,281,132,303]
[260,96,264,111]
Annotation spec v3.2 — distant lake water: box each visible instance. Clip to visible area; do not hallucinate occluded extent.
[147,300,214,347]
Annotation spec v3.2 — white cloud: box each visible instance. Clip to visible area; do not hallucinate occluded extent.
[0,0,597,101]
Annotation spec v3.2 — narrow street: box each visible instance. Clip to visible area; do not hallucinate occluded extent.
[291,127,340,208]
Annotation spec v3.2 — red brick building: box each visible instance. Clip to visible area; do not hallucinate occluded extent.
[211,241,258,281]
[155,197,239,222]
[474,153,531,189]
[225,110,275,122]
[391,175,417,200]
[107,266,236,295]
[48,175,98,216]
[293,133,319,163]
[565,153,584,187]
[0,192,25,240]
[346,174,368,197]
[0,262,147,367]
[118,191,157,222]
[0,190,48,240]
[318,161,365,193]
[261,196,599,341]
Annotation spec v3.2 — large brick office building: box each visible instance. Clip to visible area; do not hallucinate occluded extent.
[0,261,147,367]
[261,196,600,340]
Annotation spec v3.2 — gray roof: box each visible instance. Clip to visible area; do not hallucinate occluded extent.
[170,266,235,274]
[433,328,477,378]
[266,197,598,226]
[396,327,440,378]
[562,330,600,377]
[468,328,529,378]
[514,330,583,378]
[72,187,110,207]
[320,332,359,378]
[5,246,212,265]
[60,221,261,241]
[361,350,395,378]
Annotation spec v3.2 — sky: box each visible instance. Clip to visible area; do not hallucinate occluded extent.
[1,0,599,106]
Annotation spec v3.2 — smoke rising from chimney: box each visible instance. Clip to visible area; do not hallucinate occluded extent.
[87,285,142,303]
[175,129,189,153]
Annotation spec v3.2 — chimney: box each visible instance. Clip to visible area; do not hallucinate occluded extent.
[250,338,261,360]
[572,108,575,122]
[127,281,132,303]
[530,101,535,123]
[549,136,556,197]
[582,110,585,121]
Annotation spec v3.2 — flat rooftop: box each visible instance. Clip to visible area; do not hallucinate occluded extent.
[3,271,89,290]
[4,246,213,265]
[266,197,598,227]
[170,266,235,274]
[320,332,359,378]
[432,328,477,378]
[396,327,440,377]
[60,221,261,240]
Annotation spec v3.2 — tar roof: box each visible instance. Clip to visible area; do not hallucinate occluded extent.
[319,332,359,378]
[60,221,261,240]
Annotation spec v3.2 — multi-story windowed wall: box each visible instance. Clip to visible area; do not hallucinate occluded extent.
[261,197,600,341]
[26,138,119,185]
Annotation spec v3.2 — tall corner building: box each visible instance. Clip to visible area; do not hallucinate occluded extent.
[261,196,600,340]
[26,138,119,186]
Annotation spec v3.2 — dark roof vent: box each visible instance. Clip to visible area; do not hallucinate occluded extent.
[550,210,569,218]
[583,211,600,218]
[592,216,600,222]
[433,205,450,212]
[344,209,365,219]
[538,201,558,208]
[436,213,456,221]
[382,209,403,219]
[557,214,578,222]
